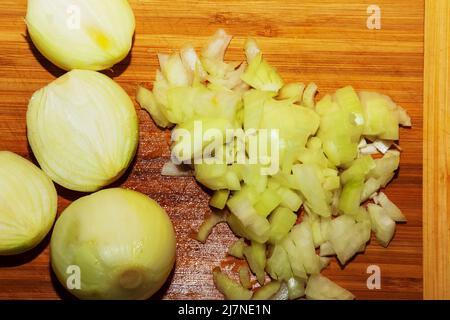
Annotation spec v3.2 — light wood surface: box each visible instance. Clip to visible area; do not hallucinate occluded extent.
[0,0,424,299]
[423,0,450,300]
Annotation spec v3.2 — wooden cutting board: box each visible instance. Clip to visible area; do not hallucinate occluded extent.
[0,0,441,300]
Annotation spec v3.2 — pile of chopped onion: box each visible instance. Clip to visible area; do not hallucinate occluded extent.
[137,29,411,300]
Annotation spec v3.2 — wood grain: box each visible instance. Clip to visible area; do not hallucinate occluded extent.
[0,0,423,299]
[423,0,450,300]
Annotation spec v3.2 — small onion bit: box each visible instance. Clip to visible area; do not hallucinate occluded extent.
[161,161,194,177]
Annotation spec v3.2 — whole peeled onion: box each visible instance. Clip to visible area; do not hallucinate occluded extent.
[50,188,176,300]
[26,0,135,71]
[0,151,57,255]
[27,69,139,192]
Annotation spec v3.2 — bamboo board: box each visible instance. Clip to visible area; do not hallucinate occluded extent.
[423,0,450,300]
[0,0,425,299]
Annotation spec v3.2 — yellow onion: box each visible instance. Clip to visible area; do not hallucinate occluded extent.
[0,151,57,255]
[26,0,135,71]
[50,188,176,300]
[27,70,139,192]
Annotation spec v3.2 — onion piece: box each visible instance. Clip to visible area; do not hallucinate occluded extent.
[161,161,194,176]
[228,238,246,259]
[357,137,367,148]
[243,241,267,285]
[319,257,332,270]
[202,29,232,61]
[373,139,393,154]
[271,282,289,300]
[368,203,396,247]
[277,82,305,104]
[244,38,261,64]
[213,267,253,300]
[287,277,306,300]
[359,144,379,155]
[319,241,336,257]
[196,211,226,243]
[210,189,231,210]
[239,265,252,289]
[305,274,355,300]
[252,281,281,300]
[302,82,318,108]
[372,192,407,222]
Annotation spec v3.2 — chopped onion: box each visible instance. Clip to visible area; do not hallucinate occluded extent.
[373,192,407,222]
[359,144,379,155]
[373,139,393,154]
[140,29,412,300]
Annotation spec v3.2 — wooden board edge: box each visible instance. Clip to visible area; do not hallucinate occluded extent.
[423,0,450,300]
